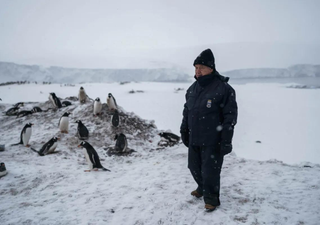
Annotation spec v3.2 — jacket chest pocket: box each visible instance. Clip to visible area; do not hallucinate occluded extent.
[202,94,223,110]
[186,94,197,110]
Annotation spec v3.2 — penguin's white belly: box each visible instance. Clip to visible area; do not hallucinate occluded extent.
[84,149,93,170]
[59,117,69,131]
[48,142,58,154]
[107,99,116,110]
[93,102,102,115]
[22,127,32,146]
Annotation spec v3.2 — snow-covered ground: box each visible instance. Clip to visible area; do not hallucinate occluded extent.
[0,81,320,224]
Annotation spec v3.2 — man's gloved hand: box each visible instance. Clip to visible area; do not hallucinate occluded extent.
[180,130,189,148]
[220,142,232,155]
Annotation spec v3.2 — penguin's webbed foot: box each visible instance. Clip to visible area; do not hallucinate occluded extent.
[26,145,31,147]
[93,168,98,171]
[84,170,91,172]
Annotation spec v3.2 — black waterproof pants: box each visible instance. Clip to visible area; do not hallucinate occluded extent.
[188,145,224,206]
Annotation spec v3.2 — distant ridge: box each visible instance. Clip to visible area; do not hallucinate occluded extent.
[224,64,320,79]
[1,61,320,84]
[0,61,190,83]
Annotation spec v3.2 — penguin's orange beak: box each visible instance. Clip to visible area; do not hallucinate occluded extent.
[77,145,81,148]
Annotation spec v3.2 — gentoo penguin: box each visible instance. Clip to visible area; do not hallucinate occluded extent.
[111,109,119,127]
[11,123,33,147]
[78,87,87,104]
[16,110,33,118]
[31,106,53,113]
[61,100,72,107]
[5,106,21,116]
[78,141,111,172]
[0,162,7,178]
[49,93,62,108]
[93,97,102,116]
[114,133,127,152]
[31,137,59,156]
[59,112,71,133]
[159,132,180,143]
[107,93,117,111]
[75,120,89,140]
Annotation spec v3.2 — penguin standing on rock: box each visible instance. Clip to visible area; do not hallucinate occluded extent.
[78,87,87,104]
[11,123,33,147]
[93,98,102,116]
[31,137,59,156]
[114,133,127,152]
[75,120,89,140]
[78,141,111,172]
[59,112,71,133]
[107,93,117,111]
[49,93,62,108]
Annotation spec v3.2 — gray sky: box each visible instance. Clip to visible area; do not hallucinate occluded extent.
[0,0,320,70]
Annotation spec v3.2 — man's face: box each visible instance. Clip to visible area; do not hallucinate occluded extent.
[195,64,213,78]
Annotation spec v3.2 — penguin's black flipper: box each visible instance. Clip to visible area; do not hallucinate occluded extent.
[30,147,44,156]
[102,167,111,172]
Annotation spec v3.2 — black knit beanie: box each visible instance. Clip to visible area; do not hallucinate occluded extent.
[193,48,215,70]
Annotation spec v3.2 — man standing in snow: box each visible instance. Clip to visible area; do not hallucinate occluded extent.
[180,49,238,211]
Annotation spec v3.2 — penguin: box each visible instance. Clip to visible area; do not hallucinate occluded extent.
[31,106,53,113]
[61,101,72,107]
[78,141,111,172]
[31,137,59,156]
[78,87,87,104]
[75,120,89,140]
[111,109,119,127]
[114,133,127,152]
[158,132,180,147]
[107,93,117,111]
[93,97,102,116]
[49,93,62,108]
[159,132,180,143]
[5,106,21,116]
[16,110,33,118]
[11,123,33,147]
[59,112,71,133]
[0,162,7,178]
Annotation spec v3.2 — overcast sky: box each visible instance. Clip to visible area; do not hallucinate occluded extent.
[0,0,320,70]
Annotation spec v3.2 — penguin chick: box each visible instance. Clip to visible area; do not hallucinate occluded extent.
[93,97,102,116]
[59,112,71,133]
[78,141,111,172]
[107,93,117,111]
[75,120,89,140]
[78,87,87,104]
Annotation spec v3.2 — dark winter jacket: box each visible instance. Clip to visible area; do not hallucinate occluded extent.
[180,71,238,155]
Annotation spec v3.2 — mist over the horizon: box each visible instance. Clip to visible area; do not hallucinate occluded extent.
[0,0,320,73]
